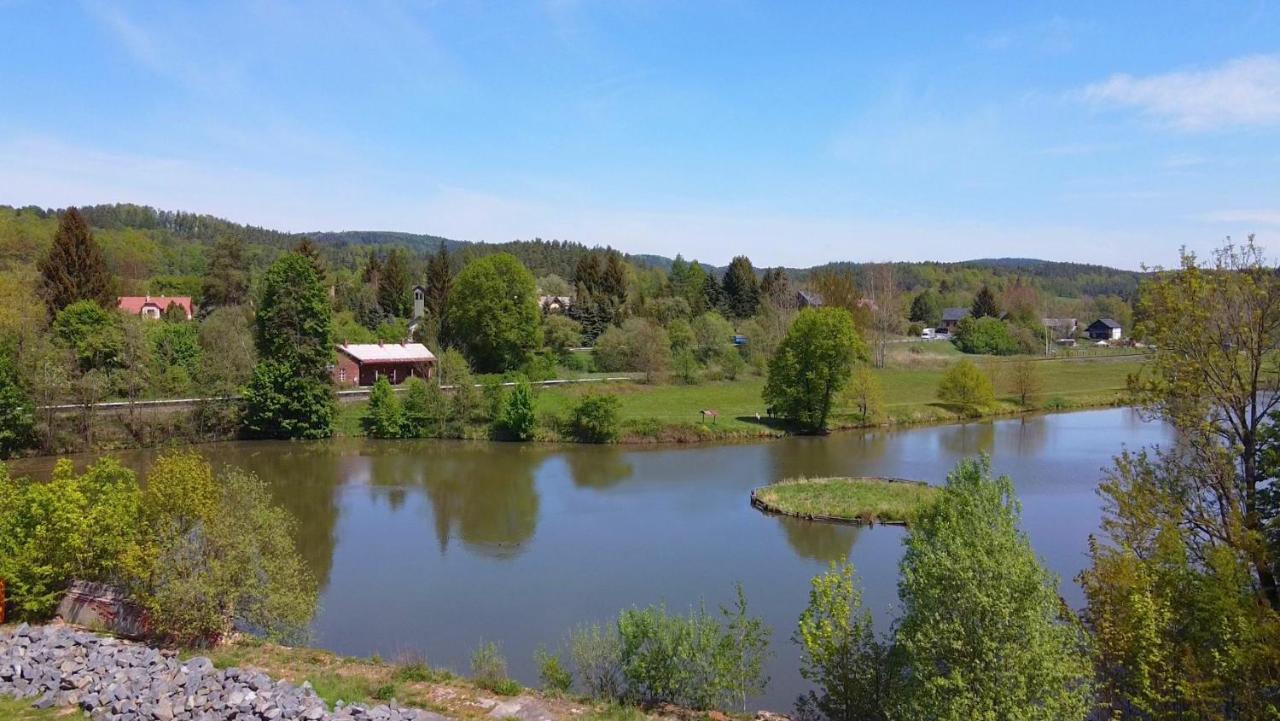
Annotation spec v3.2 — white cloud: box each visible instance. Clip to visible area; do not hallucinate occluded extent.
[1082,55,1280,130]
[1197,209,1280,226]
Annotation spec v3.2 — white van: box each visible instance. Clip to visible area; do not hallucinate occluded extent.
[921,328,936,339]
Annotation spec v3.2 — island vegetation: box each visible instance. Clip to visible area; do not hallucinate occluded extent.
[751,477,940,525]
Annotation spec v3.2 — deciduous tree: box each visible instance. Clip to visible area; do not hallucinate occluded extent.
[448,253,542,372]
[763,307,867,433]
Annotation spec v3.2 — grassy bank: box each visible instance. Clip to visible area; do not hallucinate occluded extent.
[337,353,1146,443]
[751,477,940,525]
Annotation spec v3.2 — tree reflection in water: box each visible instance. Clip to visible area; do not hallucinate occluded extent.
[776,515,862,563]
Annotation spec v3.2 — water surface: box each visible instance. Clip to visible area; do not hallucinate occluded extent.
[9,408,1170,711]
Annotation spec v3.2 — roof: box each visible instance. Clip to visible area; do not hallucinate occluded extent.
[337,343,437,364]
[796,290,824,305]
[942,307,970,322]
[1089,318,1121,329]
[1042,317,1077,327]
[117,296,194,319]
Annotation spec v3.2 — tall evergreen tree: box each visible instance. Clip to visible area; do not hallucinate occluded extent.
[722,255,761,319]
[971,285,999,319]
[201,236,250,311]
[425,243,453,343]
[573,254,603,295]
[602,252,629,306]
[377,248,412,318]
[760,267,791,308]
[909,289,942,326]
[294,237,327,284]
[701,272,726,315]
[243,253,335,439]
[38,208,115,314]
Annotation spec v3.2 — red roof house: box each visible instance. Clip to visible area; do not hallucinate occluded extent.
[117,296,194,320]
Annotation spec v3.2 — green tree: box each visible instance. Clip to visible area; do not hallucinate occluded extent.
[135,452,317,644]
[593,318,672,382]
[951,316,1018,355]
[401,375,449,437]
[1004,359,1043,407]
[908,290,942,326]
[794,562,896,721]
[498,378,538,441]
[723,255,761,319]
[542,314,583,359]
[691,311,735,365]
[970,285,1000,319]
[200,235,250,311]
[243,253,335,439]
[53,299,125,371]
[936,360,995,416]
[895,457,1092,720]
[425,242,453,341]
[763,307,867,433]
[1131,239,1280,608]
[0,351,35,458]
[378,247,413,318]
[294,237,328,284]
[38,208,115,314]
[449,253,542,372]
[362,376,404,438]
[843,365,884,423]
[1081,448,1280,719]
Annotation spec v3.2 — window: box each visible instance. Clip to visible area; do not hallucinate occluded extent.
[338,368,346,383]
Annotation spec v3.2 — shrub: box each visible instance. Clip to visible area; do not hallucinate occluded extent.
[616,586,770,711]
[362,377,404,438]
[137,453,317,644]
[568,393,622,443]
[535,647,574,694]
[471,641,520,695]
[543,315,583,359]
[0,458,141,618]
[936,360,996,416]
[570,622,624,701]
[593,319,672,382]
[497,378,538,441]
[907,322,923,337]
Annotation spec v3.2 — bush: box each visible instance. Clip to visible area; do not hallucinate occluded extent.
[362,377,404,438]
[907,322,923,337]
[937,360,996,416]
[497,378,537,441]
[616,586,770,711]
[0,458,141,618]
[951,316,1018,355]
[593,319,672,382]
[535,647,574,695]
[471,641,520,695]
[569,622,624,701]
[543,315,583,359]
[568,393,622,443]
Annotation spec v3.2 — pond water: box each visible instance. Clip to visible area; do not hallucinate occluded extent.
[8,407,1172,711]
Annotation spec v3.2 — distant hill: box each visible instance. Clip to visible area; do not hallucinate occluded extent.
[3,202,1143,298]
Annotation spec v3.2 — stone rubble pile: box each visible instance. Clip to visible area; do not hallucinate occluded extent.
[0,624,446,721]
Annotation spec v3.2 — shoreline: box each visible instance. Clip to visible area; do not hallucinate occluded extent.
[5,394,1136,463]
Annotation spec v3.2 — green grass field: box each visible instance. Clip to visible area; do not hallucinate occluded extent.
[338,346,1147,442]
[752,477,941,524]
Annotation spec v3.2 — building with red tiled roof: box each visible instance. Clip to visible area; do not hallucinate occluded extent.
[117,296,194,320]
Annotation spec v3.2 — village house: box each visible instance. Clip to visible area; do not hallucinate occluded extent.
[941,307,970,333]
[332,342,437,387]
[1042,317,1078,338]
[539,295,572,314]
[796,290,824,309]
[1086,318,1123,341]
[117,296,194,320]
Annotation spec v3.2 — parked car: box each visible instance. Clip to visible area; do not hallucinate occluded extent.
[921,327,936,339]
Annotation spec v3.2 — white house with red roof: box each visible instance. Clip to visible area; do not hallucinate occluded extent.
[333,342,437,386]
[117,296,194,320]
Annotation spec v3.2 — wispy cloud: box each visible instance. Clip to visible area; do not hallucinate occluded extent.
[1082,54,1280,130]
[1197,209,1280,226]
[976,16,1082,55]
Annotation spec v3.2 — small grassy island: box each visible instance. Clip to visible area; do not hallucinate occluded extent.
[751,476,940,525]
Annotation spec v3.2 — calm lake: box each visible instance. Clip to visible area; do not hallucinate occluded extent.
[9,407,1172,711]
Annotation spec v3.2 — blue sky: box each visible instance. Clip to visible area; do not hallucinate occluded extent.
[1,1,1278,269]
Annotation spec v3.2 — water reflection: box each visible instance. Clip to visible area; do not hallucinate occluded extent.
[776,516,861,563]
[565,446,634,490]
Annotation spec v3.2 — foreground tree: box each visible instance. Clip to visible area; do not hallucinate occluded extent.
[794,562,896,721]
[243,253,335,439]
[1080,447,1280,719]
[448,253,541,372]
[896,457,1092,720]
[764,308,867,433]
[1130,238,1280,608]
[38,208,115,314]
